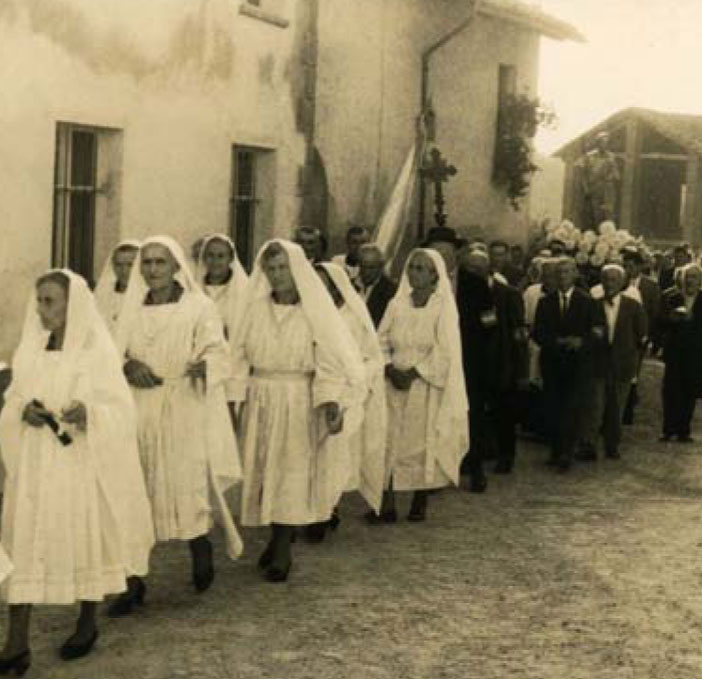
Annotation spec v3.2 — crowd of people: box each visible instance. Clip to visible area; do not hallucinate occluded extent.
[0,218,699,674]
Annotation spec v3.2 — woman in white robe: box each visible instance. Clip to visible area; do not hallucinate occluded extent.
[0,270,154,671]
[110,236,242,615]
[315,263,386,520]
[94,239,141,336]
[197,234,249,405]
[231,240,365,582]
[375,249,468,522]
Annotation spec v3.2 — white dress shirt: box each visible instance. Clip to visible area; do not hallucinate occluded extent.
[603,294,621,344]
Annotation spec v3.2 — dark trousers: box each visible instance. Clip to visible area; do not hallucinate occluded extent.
[543,370,582,463]
[582,377,630,454]
[662,363,697,438]
[461,387,488,480]
[488,390,518,469]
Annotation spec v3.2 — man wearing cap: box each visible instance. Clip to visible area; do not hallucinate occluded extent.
[579,131,620,230]
[580,265,647,460]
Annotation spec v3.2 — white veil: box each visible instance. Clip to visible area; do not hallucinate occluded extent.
[94,239,141,303]
[317,262,387,512]
[392,248,469,485]
[1,269,155,575]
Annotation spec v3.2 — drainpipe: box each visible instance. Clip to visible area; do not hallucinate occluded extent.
[418,0,481,238]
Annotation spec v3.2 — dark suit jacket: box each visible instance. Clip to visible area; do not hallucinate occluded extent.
[635,276,661,344]
[660,289,702,394]
[590,296,647,382]
[490,282,529,391]
[366,274,397,328]
[533,287,597,382]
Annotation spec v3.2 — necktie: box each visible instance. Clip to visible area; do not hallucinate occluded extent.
[561,293,568,316]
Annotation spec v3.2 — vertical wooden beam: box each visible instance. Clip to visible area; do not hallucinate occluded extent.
[562,160,575,221]
[683,154,702,246]
[619,118,641,232]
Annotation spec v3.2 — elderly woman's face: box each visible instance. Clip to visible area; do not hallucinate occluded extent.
[407,252,438,291]
[262,251,297,296]
[140,244,179,292]
[36,281,68,332]
[203,239,234,282]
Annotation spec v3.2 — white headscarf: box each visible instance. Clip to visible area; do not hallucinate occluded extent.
[318,262,386,511]
[93,239,141,334]
[196,233,249,338]
[2,269,155,575]
[238,240,366,429]
[391,248,469,485]
[115,235,205,355]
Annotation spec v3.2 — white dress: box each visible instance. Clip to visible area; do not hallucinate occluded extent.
[125,291,240,544]
[380,294,452,491]
[0,349,153,604]
[97,287,127,337]
[235,298,345,526]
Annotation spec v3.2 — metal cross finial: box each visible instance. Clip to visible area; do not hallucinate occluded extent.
[420,147,457,227]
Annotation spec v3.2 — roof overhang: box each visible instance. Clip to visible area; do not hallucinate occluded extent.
[478,0,586,43]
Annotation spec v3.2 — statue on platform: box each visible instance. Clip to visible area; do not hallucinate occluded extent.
[578,131,620,229]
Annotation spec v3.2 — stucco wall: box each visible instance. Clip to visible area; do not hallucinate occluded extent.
[315,2,541,251]
[0,0,306,359]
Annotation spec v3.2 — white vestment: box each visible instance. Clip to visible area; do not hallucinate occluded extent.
[116,237,243,558]
[379,249,468,491]
[0,270,154,604]
[232,240,365,527]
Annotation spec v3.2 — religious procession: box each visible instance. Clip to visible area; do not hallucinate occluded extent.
[3,0,702,677]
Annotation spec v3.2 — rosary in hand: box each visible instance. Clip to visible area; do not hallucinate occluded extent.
[29,399,73,446]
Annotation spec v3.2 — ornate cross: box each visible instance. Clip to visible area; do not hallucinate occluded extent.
[420,147,457,227]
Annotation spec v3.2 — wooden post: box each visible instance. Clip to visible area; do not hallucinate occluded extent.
[619,118,641,232]
[683,154,702,246]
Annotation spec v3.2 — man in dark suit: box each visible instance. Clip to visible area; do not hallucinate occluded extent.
[460,250,529,475]
[659,263,702,442]
[358,244,397,328]
[581,265,647,459]
[533,257,598,471]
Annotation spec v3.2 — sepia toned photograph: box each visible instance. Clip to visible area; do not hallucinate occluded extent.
[0,1,701,677]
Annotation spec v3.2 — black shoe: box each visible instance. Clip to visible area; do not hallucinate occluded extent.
[659,435,673,443]
[329,508,341,531]
[493,462,513,474]
[556,460,571,473]
[60,630,98,661]
[545,456,559,467]
[364,509,397,524]
[605,448,620,459]
[678,436,695,444]
[190,536,214,593]
[407,495,427,522]
[257,542,274,570]
[303,522,328,544]
[264,560,291,583]
[107,578,145,618]
[0,649,31,676]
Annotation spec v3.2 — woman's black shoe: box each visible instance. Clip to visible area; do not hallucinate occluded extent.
[107,578,145,618]
[60,630,98,661]
[303,522,328,544]
[329,508,341,531]
[0,649,31,676]
[257,543,274,570]
[264,560,291,583]
[407,494,427,522]
[364,509,397,525]
[190,536,214,593]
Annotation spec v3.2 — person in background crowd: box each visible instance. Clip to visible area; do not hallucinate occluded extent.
[659,244,692,291]
[315,263,386,532]
[621,245,661,421]
[111,237,242,614]
[94,240,141,336]
[0,270,154,671]
[375,249,468,521]
[489,240,523,287]
[548,238,567,258]
[358,244,398,328]
[294,226,327,264]
[331,225,369,289]
[659,263,702,443]
[231,240,364,581]
[579,265,647,460]
[460,250,528,475]
[533,258,597,472]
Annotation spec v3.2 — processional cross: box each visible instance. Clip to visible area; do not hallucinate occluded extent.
[420,147,457,228]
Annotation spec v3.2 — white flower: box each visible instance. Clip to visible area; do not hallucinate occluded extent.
[575,251,589,265]
[578,240,592,254]
[560,219,575,231]
[590,253,605,267]
[594,241,609,257]
[598,221,616,236]
[564,238,576,251]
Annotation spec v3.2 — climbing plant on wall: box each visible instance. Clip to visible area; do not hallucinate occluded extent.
[492,94,557,210]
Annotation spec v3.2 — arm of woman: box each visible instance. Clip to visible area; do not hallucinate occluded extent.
[189,299,231,391]
[412,313,450,389]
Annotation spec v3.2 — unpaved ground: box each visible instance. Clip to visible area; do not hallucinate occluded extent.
[13,360,702,678]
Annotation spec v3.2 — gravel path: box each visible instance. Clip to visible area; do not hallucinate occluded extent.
[12,360,702,678]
